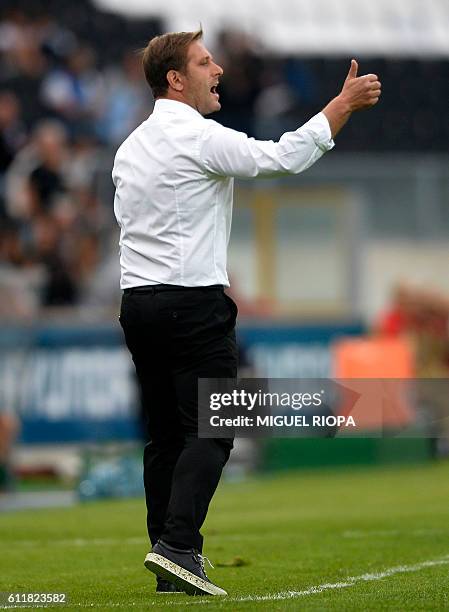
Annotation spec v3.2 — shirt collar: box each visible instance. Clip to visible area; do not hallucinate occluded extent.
[153,98,203,119]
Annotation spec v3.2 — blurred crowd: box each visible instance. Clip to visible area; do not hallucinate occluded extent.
[0,3,448,320]
[0,4,158,318]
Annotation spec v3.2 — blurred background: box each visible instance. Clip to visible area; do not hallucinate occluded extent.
[0,0,448,507]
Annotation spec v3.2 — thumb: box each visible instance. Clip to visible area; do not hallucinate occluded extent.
[347,59,358,80]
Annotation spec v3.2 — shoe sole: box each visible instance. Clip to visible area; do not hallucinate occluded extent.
[144,553,227,596]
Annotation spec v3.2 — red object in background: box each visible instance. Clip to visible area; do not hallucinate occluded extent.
[377,308,409,336]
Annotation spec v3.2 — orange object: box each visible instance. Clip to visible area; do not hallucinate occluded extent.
[332,336,415,430]
[333,336,414,378]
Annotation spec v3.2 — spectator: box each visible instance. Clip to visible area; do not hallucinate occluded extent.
[0,219,43,319]
[0,90,27,218]
[377,282,449,457]
[27,119,70,217]
[0,32,48,128]
[214,29,262,136]
[40,44,104,137]
[96,50,152,145]
[0,91,27,175]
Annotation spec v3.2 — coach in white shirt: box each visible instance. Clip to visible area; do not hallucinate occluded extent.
[113,29,381,596]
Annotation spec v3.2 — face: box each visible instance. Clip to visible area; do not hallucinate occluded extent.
[180,41,224,115]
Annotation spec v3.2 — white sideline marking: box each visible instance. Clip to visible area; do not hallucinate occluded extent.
[2,554,448,609]
[158,553,449,606]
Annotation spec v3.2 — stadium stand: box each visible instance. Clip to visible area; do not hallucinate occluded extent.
[0,0,448,311]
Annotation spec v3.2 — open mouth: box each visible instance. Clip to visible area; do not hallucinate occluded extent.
[210,85,219,98]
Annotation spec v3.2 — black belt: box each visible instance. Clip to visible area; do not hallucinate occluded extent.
[123,284,223,295]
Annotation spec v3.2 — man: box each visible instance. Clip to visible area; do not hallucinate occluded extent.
[113,29,381,596]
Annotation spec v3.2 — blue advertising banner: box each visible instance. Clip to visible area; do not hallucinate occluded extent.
[0,321,364,444]
[238,322,364,378]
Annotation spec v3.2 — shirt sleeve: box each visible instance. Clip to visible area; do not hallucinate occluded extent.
[198,112,335,179]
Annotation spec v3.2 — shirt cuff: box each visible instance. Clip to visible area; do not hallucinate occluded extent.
[305,112,335,152]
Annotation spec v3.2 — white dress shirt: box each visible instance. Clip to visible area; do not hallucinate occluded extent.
[112,98,334,289]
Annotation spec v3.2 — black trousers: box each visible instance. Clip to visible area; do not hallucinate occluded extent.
[119,285,238,551]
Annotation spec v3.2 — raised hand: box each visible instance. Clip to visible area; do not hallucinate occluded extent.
[322,59,382,137]
[340,59,381,111]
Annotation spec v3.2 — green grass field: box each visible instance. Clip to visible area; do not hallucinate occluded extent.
[1,461,449,611]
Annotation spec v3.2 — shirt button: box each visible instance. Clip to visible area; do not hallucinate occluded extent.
[172,311,178,319]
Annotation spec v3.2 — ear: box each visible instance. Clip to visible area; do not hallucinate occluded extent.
[167,70,184,92]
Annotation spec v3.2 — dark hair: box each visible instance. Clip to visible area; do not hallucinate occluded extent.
[142,29,203,98]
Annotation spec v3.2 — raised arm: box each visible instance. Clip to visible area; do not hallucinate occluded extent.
[199,113,334,179]
[199,60,381,179]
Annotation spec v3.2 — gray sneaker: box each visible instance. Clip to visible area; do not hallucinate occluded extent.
[144,540,227,596]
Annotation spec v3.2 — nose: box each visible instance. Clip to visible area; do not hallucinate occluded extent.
[213,61,224,77]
